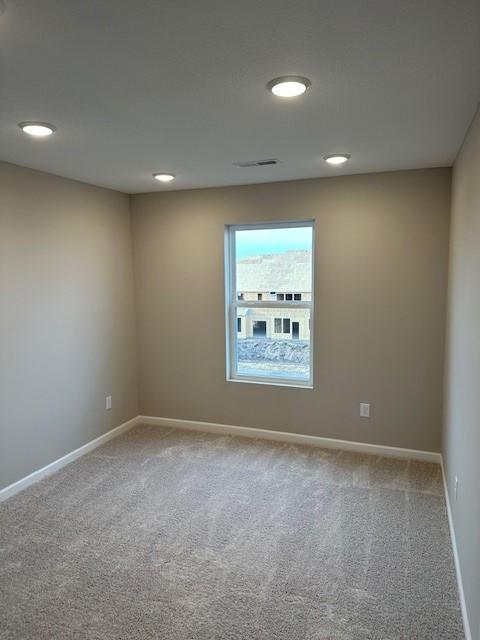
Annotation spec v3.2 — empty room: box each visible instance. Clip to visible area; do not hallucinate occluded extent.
[1,1,480,638]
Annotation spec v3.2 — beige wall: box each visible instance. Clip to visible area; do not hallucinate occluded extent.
[443,107,480,638]
[0,163,453,493]
[0,162,138,490]
[131,168,451,452]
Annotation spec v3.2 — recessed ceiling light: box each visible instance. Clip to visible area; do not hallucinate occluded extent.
[324,154,351,166]
[18,122,56,137]
[267,76,311,98]
[153,173,175,183]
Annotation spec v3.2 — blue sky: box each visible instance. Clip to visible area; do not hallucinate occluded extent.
[235,227,312,259]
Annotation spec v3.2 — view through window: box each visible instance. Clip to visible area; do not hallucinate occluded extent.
[226,221,314,386]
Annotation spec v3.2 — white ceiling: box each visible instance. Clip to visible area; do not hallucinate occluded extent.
[1,0,480,193]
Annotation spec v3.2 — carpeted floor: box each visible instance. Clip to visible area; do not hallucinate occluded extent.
[0,425,463,639]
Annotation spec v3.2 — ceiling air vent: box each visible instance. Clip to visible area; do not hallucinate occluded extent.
[233,159,279,168]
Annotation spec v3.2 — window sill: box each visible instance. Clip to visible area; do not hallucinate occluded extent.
[227,377,313,390]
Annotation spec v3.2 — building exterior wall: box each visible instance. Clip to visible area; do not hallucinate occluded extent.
[237,290,311,340]
[237,308,310,341]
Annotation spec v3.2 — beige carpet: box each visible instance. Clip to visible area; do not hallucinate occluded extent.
[0,425,463,639]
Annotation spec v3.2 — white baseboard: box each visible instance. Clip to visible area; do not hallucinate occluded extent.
[0,416,140,503]
[138,415,442,463]
[441,459,472,640]
[0,414,441,503]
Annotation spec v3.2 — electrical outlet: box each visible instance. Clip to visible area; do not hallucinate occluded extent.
[360,403,370,418]
[105,395,112,410]
[454,475,459,501]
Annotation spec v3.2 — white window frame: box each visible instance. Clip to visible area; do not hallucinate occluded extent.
[224,219,315,388]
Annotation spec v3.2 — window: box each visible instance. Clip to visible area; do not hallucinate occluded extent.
[253,320,267,337]
[292,321,300,339]
[225,220,314,387]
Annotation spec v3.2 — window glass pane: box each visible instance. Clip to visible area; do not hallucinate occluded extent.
[235,226,312,300]
[236,308,310,382]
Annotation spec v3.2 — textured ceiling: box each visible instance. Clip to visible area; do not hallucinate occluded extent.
[0,0,479,193]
